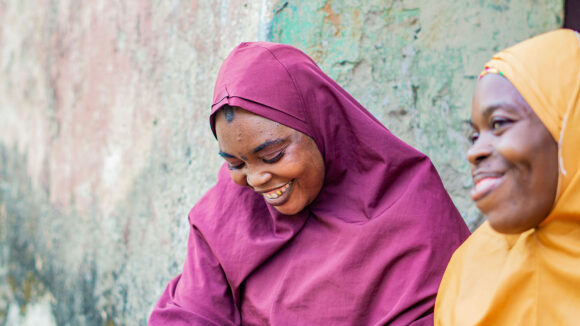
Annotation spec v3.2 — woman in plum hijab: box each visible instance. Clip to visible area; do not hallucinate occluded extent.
[149,42,469,325]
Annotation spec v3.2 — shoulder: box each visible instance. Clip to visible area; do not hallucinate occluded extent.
[444,222,517,273]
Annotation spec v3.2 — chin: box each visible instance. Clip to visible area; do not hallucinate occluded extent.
[478,202,520,234]
[484,203,551,234]
[488,221,526,234]
[273,200,308,216]
[274,206,301,216]
[486,215,536,234]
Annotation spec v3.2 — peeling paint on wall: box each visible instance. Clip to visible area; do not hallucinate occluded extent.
[0,0,563,324]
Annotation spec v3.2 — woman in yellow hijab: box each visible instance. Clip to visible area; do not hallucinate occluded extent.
[435,29,580,325]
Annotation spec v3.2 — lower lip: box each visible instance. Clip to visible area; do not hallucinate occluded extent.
[470,176,503,202]
[263,180,294,206]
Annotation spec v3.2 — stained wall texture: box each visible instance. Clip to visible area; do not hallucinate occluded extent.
[0,0,562,324]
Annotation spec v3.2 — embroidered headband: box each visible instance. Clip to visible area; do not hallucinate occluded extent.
[478,66,504,80]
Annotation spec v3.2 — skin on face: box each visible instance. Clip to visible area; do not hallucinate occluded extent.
[215,107,325,215]
[467,74,559,234]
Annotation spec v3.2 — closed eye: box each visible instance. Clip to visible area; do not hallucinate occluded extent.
[228,161,245,170]
[263,151,284,164]
[219,151,246,170]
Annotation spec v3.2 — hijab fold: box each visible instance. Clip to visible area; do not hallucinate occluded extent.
[435,29,580,326]
[151,42,469,325]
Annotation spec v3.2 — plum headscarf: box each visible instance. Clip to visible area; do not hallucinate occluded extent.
[150,42,469,325]
[435,29,580,325]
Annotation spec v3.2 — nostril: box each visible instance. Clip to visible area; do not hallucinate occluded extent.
[247,170,272,188]
[468,152,487,165]
[467,142,491,165]
[474,154,487,164]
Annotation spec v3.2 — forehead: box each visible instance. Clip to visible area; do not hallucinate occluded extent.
[215,108,294,148]
[472,74,533,117]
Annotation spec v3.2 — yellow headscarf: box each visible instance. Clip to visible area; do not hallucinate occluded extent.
[435,29,580,325]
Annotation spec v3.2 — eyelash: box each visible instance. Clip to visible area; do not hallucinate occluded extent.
[228,162,245,170]
[263,151,285,164]
[491,117,511,130]
[468,117,513,144]
[468,131,479,144]
[227,151,285,170]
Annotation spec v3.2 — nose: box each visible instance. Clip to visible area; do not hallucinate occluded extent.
[466,134,492,165]
[246,165,272,188]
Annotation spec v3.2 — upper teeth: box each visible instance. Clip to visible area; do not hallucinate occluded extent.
[264,182,291,199]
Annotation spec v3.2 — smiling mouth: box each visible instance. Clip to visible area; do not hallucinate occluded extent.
[263,180,293,200]
[470,175,504,202]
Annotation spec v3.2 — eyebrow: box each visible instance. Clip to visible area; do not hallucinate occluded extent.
[252,139,285,153]
[468,102,521,126]
[218,138,287,159]
[483,103,521,117]
[218,151,235,158]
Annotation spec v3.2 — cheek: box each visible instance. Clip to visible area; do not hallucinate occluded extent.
[495,136,525,164]
[531,135,559,202]
[229,170,247,186]
[496,129,540,170]
[280,162,307,182]
[296,154,324,192]
[309,159,325,190]
[275,157,315,190]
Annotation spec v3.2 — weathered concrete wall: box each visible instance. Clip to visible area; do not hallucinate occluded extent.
[0,0,562,324]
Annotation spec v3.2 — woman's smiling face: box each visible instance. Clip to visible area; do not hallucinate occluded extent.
[468,74,559,233]
[215,106,325,215]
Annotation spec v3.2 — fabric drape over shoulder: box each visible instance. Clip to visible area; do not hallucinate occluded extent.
[435,29,580,326]
[150,42,469,325]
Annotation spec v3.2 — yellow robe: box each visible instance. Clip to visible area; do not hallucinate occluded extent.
[435,29,580,325]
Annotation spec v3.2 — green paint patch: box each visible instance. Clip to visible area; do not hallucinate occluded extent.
[396,8,420,23]
[269,0,362,79]
[270,2,325,55]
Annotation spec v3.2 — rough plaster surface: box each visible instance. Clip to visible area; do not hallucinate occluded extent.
[0,0,562,324]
